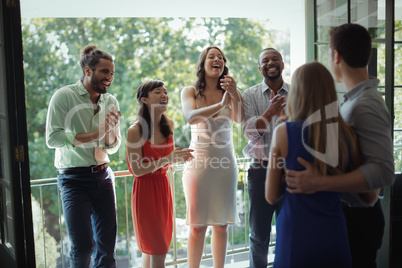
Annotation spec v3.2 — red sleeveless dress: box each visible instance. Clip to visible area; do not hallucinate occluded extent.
[127,135,174,255]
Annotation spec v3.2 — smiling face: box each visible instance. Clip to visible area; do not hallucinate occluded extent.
[204,48,225,78]
[141,86,169,114]
[87,58,115,94]
[259,49,284,81]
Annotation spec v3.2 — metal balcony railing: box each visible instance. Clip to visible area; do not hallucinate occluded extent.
[30,158,276,267]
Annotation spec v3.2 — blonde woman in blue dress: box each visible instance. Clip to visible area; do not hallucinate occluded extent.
[181,46,244,268]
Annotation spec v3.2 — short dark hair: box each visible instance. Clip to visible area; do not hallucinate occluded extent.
[258,48,282,66]
[329,23,372,68]
[79,45,113,82]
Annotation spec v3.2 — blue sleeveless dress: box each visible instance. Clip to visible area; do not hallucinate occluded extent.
[273,121,352,268]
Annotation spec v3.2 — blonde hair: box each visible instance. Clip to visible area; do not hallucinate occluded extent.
[287,61,362,175]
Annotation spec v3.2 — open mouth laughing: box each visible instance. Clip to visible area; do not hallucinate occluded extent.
[212,64,221,70]
[100,79,111,89]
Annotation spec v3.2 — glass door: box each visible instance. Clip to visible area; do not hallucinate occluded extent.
[0,0,35,266]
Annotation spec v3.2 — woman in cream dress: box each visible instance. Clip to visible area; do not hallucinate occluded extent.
[181,46,244,268]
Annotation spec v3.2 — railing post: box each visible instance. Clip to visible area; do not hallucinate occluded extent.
[39,186,47,267]
[169,166,178,266]
[124,175,131,268]
[243,161,249,250]
[57,187,65,268]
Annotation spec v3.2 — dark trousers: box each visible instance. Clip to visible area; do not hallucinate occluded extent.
[57,167,117,268]
[343,200,385,268]
[247,164,282,268]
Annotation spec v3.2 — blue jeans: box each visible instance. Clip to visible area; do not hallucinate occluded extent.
[247,164,282,268]
[57,167,117,268]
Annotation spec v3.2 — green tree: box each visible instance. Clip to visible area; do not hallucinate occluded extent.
[393,20,402,171]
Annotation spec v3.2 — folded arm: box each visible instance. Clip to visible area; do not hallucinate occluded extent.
[181,86,230,125]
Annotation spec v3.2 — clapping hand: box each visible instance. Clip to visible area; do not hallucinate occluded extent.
[168,146,194,164]
[220,75,237,97]
[98,105,121,140]
[269,90,286,118]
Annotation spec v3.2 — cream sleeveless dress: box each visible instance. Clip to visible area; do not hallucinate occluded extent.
[182,95,239,226]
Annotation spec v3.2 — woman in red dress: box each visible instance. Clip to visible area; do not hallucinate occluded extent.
[126,80,193,268]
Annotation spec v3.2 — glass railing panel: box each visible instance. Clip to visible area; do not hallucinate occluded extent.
[30,158,277,267]
[31,179,68,268]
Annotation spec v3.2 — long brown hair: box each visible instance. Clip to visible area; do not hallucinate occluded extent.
[194,46,228,97]
[287,61,362,175]
[136,80,173,140]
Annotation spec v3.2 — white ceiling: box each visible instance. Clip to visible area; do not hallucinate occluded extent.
[20,0,303,31]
